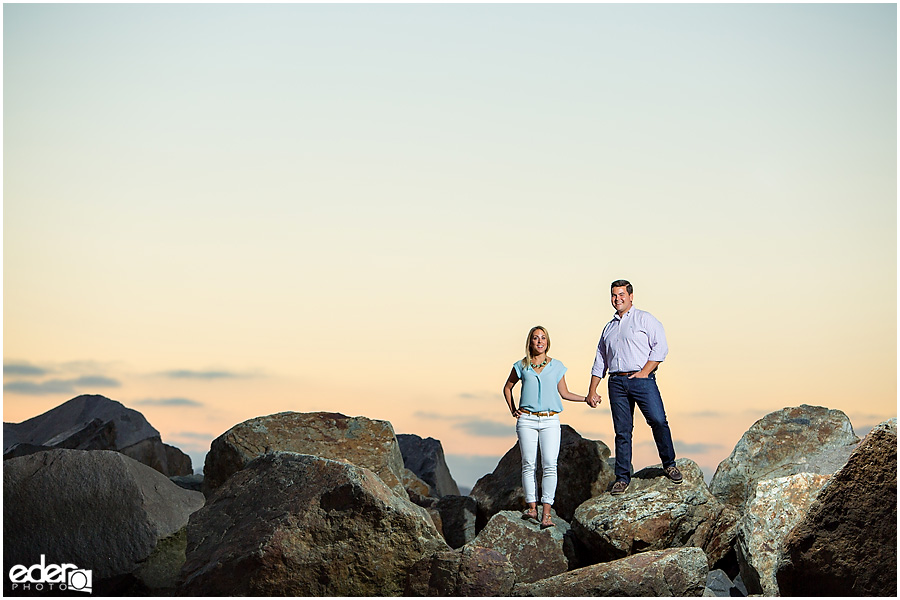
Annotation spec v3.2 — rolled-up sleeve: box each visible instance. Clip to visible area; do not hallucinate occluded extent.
[646,314,668,362]
[590,339,607,378]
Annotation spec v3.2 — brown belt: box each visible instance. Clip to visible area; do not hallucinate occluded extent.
[609,371,639,377]
[519,409,558,417]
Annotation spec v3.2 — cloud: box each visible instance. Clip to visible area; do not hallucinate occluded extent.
[453,419,512,438]
[136,397,204,407]
[681,410,725,418]
[170,431,215,441]
[413,411,446,420]
[4,374,121,395]
[160,370,242,380]
[3,362,49,377]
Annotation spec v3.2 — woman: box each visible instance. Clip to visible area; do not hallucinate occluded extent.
[503,325,589,528]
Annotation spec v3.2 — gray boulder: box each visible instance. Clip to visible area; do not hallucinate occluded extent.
[404,545,516,596]
[736,472,831,596]
[709,405,858,512]
[179,452,448,596]
[3,449,204,595]
[3,395,192,476]
[435,494,478,549]
[704,569,745,597]
[397,433,460,497]
[776,418,897,597]
[470,510,575,583]
[203,411,409,499]
[470,424,614,527]
[572,458,739,568]
[513,547,708,597]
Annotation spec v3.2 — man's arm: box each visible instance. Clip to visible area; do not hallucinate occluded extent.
[628,360,661,379]
[586,374,603,407]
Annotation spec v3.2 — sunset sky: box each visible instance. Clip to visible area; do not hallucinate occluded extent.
[4,3,896,490]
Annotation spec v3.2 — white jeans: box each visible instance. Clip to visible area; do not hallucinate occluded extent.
[516,414,561,505]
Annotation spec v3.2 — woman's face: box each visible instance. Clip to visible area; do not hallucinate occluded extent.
[530,329,548,355]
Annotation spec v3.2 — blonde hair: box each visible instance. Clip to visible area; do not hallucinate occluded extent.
[521,325,551,368]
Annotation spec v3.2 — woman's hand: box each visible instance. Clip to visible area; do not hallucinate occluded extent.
[511,407,522,418]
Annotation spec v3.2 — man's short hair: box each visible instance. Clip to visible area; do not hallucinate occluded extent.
[610,279,633,294]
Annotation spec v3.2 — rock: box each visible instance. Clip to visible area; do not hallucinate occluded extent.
[572,458,739,568]
[776,418,897,597]
[405,545,516,596]
[705,569,742,597]
[513,547,708,596]
[435,495,478,549]
[203,411,409,499]
[3,449,204,595]
[169,473,204,492]
[735,472,831,596]
[709,405,859,512]
[2,395,192,476]
[470,424,614,527]
[179,452,448,596]
[397,433,460,497]
[470,510,575,583]
[402,467,432,502]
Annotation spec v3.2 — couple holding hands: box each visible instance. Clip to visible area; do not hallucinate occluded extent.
[502,280,682,529]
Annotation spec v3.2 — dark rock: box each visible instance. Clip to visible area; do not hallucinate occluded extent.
[397,433,460,497]
[179,452,448,596]
[203,411,409,499]
[469,509,574,583]
[169,473,204,492]
[736,472,830,595]
[3,449,204,595]
[2,395,192,476]
[705,569,743,597]
[572,458,739,568]
[709,405,858,512]
[512,547,708,596]
[435,495,478,549]
[470,424,614,527]
[405,545,516,597]
[776,418,897,597]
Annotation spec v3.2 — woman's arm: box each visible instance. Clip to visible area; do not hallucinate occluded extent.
[503,368,522,417]
[558,375,588,404]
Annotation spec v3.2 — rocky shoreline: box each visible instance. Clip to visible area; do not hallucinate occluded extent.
[4,396,897,596]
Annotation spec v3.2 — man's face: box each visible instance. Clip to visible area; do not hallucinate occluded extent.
[611,286,633,315]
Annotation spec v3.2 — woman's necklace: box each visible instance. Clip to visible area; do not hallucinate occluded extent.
[530,357,548,369]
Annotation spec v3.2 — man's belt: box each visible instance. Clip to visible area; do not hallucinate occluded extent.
[609,371,639,377]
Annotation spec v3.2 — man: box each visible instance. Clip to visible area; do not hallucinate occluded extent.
[586,280,682,495]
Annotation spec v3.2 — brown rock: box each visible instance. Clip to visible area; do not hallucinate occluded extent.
[513,547,708,596]
[405,545,516,596]
[709,405,859,512]
[179,452,448,596]
[203,411,409,499]
[470,424,614,527]
[776,418,897,597]
[470,510,574,583]
[572,459,739,568]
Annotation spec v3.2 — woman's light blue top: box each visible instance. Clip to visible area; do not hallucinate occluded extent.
[513,358,567,413]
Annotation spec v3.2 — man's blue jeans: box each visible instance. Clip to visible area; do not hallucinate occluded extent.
[608,373,676,484]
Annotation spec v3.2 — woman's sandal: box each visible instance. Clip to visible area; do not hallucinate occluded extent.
[540,516,554,529]
[522,508,538,521]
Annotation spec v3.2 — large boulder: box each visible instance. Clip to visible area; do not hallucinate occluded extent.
[179,452,448,596]
[776,418,897,597]
[397,433,460,497]
[513,547,708,597]
[736,472,831,596]
[3,395,192,476]
[470,510,575,583]
[3,449,204,595]
[435,495,478,549]
[470,424,614,527]
[572,459,739,568]
[404,545,516,596]
[203,411,409,499]
[709,405,858,512]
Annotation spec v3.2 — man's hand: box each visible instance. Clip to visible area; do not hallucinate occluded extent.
[586,392,602,408]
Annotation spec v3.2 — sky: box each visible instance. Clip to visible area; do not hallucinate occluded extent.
[3,3,897,490]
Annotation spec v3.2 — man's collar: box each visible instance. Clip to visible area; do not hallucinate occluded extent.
[613,307,635,321]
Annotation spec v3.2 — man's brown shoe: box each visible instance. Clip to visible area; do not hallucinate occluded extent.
[665,465,684,484]
[610,480,629,495]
